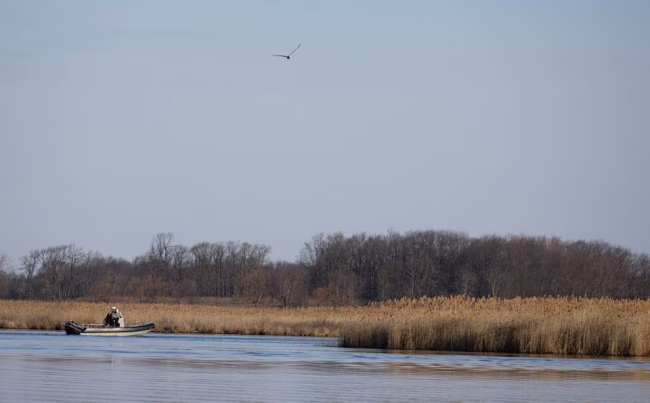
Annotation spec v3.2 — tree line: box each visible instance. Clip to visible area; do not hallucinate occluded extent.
[1,230,649,305]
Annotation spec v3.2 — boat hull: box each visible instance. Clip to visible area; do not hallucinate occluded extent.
[64,321,155,336]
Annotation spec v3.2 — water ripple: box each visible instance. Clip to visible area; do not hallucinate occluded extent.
[0,330,649,402]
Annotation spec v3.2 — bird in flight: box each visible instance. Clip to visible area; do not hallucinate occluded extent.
[273,44,301,60]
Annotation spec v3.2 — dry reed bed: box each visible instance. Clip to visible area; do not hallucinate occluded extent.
[340,296,650,356]
[0,300,355,337]
[1,297,649,356]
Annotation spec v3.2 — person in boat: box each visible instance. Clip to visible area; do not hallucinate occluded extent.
[104,306,124,327]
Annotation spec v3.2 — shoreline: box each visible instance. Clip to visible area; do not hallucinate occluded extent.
[1,296,649,356]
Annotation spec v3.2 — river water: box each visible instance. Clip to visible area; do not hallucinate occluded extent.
[0,330,649,402]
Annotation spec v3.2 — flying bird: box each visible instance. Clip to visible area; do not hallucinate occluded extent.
[273,44,301,60]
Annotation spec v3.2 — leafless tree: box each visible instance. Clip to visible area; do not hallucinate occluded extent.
[61,244,84,299]
[170,245,191,297]
[242,267,270,307]
[0,252,10,272]
[145,232,175,295]
[233,242,272,297]
[80,251,104,298]
[271,262,306,307]
[190,242,213,296]
[19,250,40,299]
[40,245,68,300]
[0,253,14,298]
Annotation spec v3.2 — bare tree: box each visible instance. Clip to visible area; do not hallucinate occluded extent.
[40,245,68,300]
[146,233,175,295]
[211,243,228,298]
[0,252,10,272]
[80,251,104,298]
[242,267,270,307]
[0,253,13,298]
[299,233,330,291]
[61,244,84,299]
[271,262,306,307]
[233,242,272,297]
[169,245,191,297]
[632,253,650,298]
[19,250,40,299]
[190,242,213,296]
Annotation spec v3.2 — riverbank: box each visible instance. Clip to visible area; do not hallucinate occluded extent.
[1,297,649,356]
[0,299,350,337]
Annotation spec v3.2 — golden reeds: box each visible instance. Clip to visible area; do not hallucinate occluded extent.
[0,300,350,337]
[1,296,649,356]
[340,296,650,356]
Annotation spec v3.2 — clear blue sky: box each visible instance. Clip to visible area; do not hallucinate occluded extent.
[1,1,649,265]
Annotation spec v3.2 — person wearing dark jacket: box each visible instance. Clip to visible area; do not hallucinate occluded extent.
[104,306,124,327]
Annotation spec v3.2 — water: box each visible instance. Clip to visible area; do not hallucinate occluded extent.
[1,330,649,402]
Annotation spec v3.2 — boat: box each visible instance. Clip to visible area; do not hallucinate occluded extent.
[64,321,155,336]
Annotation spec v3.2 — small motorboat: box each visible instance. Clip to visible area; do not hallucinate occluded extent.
[64,321,155,336]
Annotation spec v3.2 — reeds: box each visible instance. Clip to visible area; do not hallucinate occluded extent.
[1,296,649,356]
[339,296,650,356]
[0,300,350,337]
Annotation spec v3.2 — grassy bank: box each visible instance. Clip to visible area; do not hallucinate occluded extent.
[1,297,649,356]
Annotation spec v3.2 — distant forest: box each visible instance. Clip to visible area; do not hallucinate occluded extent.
[1,230,649,305]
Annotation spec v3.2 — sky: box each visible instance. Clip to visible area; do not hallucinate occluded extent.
[1,1,649,267]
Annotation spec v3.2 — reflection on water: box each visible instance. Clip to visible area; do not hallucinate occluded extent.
[0,330,649,402]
